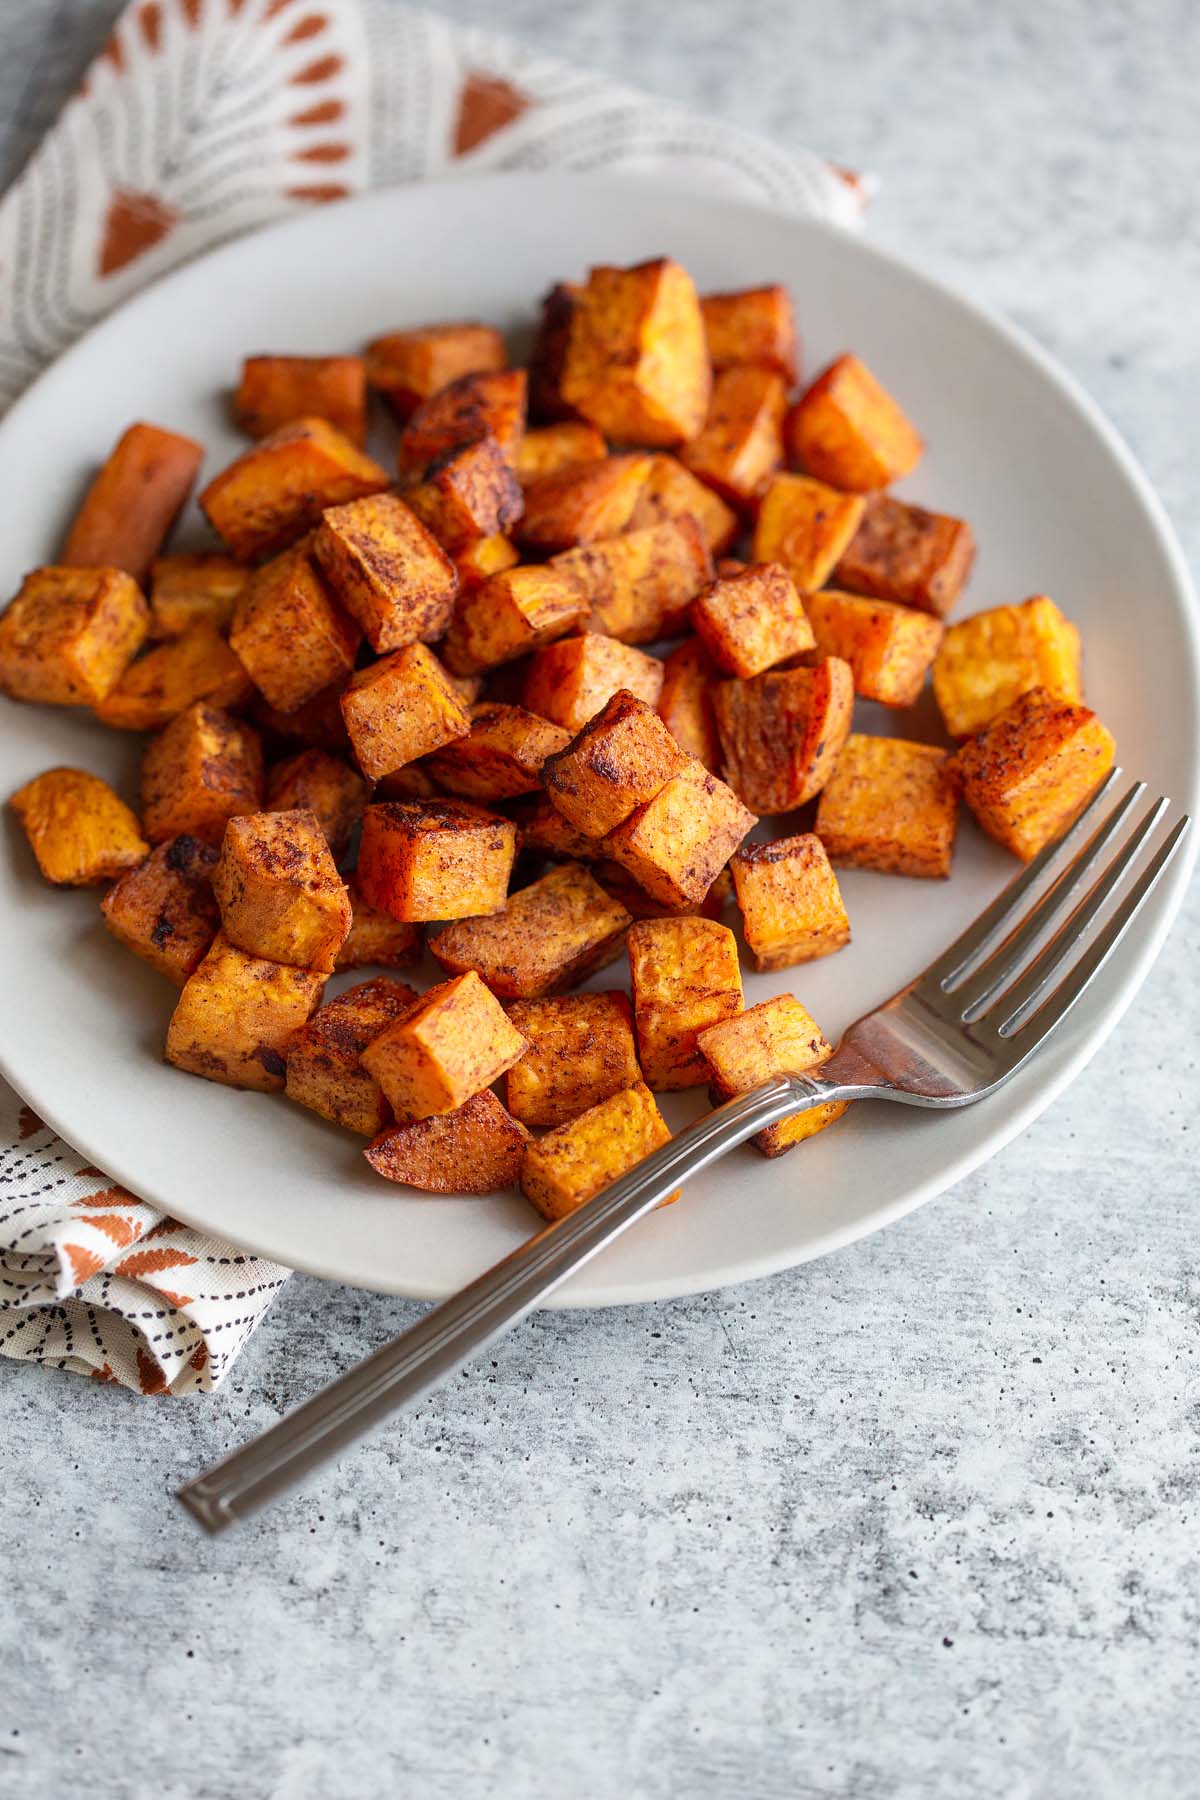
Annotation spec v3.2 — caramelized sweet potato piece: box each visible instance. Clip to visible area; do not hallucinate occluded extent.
[425,703,570,802]
[626,453,739,557]
[361,970,529,1120]
[365,1089,530,1192]
[356,799,516,922]
[932,595,1082,741]
[312,492,459,655]
[94,623,253,730]
[404,435,523,552]
[396,370,527,476]
[602,759,755,909]
[561,258,711,447]
[454,532,520,593]
[0,566,148,706]
[522,633,664,731]
[165,932,326,1092]
[516,455,653,553]
[430,863,631,1000]
[101,834,220,984]
[504,991,641,1130]
[199,417,389,561]
[833,492,975,618]
[10,767,148,886]
[212,808,352,970]
[516,423,608,486]
[700,285,799,382]
[751,472,865,591]
[657,637,721,770]
[233,354,367,445]
[441,564,587,676]
[815,735,958,878]
[229,540,360,714]
[335,879,423,970]
[528,283,583,423]
[712,658,854,813]
[265,749,367,858]
[690,562,814,679]
[62,422,203,582]
[140,702,264,845]
[340,643,470,781]
[286,975,420,1135]
[551,517,712,644]
[627,916,743,1089]
[785,354,922,491]
[543,688,686,839]
[366,322,507,418]
[803,589,942,708]
[148,554,247,640]
[951,686,1116,861]
[698,995,848,1157]
[520,1082,678,1221]
[731,833,850,970]
[680,366,787,510]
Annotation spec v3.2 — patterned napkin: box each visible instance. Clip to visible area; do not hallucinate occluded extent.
[0,0,863,1392]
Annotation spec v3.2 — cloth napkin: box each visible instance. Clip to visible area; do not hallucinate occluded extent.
[0,0,863,1393]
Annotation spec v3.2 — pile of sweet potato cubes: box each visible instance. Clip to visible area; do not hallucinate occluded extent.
[0,258,1116,1219]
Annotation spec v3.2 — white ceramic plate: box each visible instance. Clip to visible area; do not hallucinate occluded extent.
[0,174,1195,1304]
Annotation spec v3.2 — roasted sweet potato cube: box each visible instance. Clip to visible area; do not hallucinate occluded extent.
[94,624,253,729]
[340,643,470,781]
[361,970,528,1120]
[229,540,360,715]
[141,702,264,845]
[504,992,640,1130]
[516,423,608,486]
[366,322,507,418]
[690,562,814,679]
[627,917,743,1089]
[336,879,423,969]
[62,422,203,582]
[212,808,351,970]
[199,416,389,561]
[523,633,664,732]
[626,454,739,557]
[365,1089,530,1192]
[520,1082,678,1221]
[602,759,754,909]
[680,366,787,510]
[815,735,958,878]
[543,689,687,838]
[441,564,586,676]
[285,975,419,1135]
[551,517,712,645]
[265,749,367,858]
[425,703,570,802]
[0,566,148,706]
[951,686,1116,862]
[932,595,1083,741]
[357,799,516,922]
[590,860,732,923]
[657,637,721,770]
[712,658,853,813]
[249,679,351,754]
[833,492,975,618]
[165,933,325,1091]
[10,767,147,886]
[517,455,653,553]
[454,533,520,593]
[404,436,523,553]
[312,492,458,655]
[700,285,798,382]
[698,995,848,1157]
[731,833,849,970]
[785,354,923,492]
[234,354,366,445]
[148,554,246,641]
[430,863,631,999]
[506,794,598,862]
[751,473,865,591]
[528,283,583,423]
[397,370,527,476]
[100,834,219,983]
[561,259,711,447]
[803,589,943,708]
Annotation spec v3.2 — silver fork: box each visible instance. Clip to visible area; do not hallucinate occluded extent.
[178,772,1189,1534]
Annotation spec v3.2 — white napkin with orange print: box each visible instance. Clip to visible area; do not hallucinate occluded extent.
[0,0,863,1392]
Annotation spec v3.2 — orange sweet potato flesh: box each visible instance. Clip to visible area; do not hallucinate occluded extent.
[94,623,253,730]
[397,370,527,476]
[0,566,148,707]
[366,323,507,418]
[212,807,352,971]
[140,701,264,845]
[360,970,529,1119]
[285,975,420,1135]
[62,422,204,583]
[814,735,959,879]
[365,1089,531,1192]
[951,686,1116,862]
[520,1081,677,1221]
[10,767,148,886]
[165,932,326,1092]
[712,659,854,813]
[356,799,517,923]
[234,355,367,445]
[199,417,390,561]
[101,835,220,984]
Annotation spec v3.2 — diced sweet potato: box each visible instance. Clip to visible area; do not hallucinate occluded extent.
[551,516,712,644]
[516,423,608,486]
[365,1089,531,1192]
[561,258,711,447]
[396,370,527,476]
[357,799,516,922]
[100,834,219,983]
[803,588,943,708]
[212,808,351,971]
[249,679,351,754]
[815,735,958,878]
[520,1082,678,1221]
[657,637,721,770]
[505,991,640,1130]
[731,833,850,970]
[233,354,367,444]
[454,532,520,592]
[165,932,326,1091]
[516,455,653,553]
[441,564,587,676]
[430,863,631,1000]
[698,995,848,1157]
[94,623,253,729]
[506,794,598,862]
[140,702,264,845]
[335,879,423,970]
[712,658,854,813]
[366,322,507,418]
[62,422,204,582]
[0,566,148,706]
[148,554,246,640]
[700,285,799,382]
[229,539,360,714]
[528,283,582,423]
[265,749,367,858]
[690,562,814,679]
[751,472,866,591]
[833,492,975,618]
[404,435,524,552]
[951,686,1116,861]
[932,595,1083,741]
[199,416,389,561]
[426,703,570,802]
[785,354,922,491]
[340,643,470,781]
[680,366,787,509]
[626,454,740,557]
[590,860,733,923]
[627,916,743,1089]
[523,633,664,731]
[285,975,420,1135]
[543,688,687,838]
[602,759,754,909]
[10,767,148,886]
[312,491,459,655]
[361,970,529,1120]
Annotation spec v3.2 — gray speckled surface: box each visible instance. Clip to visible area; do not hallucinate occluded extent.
[2,3,1199,1796]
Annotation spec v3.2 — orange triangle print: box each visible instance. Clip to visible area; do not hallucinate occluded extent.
[65,1243,105,1287]
[98,189,181,278]
[453,72,531,156]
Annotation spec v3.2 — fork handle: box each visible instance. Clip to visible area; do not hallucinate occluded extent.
[177,1072,833,1534]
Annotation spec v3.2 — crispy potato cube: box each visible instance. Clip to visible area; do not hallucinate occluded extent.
[505,991,640,1129]
[698,995,848,1157]
[951,686,1116,861]
[561,258,711,447]
[815,735,958,878]
[712,658,854,813]
[658,637,721,770]
[285,975,419,1135]
[590,860,732,922]
[199,416,389,561]
[552,517,712,645]
[626,453,739,557]
[603,759,754,908]
[520,1082,678,1221]
[165,932,325,1091]
[430,863,631,999]
[148,553,246,641]
[426,703,570,802]
[785,354,922,491]
[528,283,583,423]
[454,532,520,592]
[361,970,528,1120]
[523,633,664,732]
[680,366,787,510]
[365,1089,530,1192]
[62,422,203,583]
[833,492,975,618]
[441,564,587,676]
[265,749,367,858]
[404,435,523,553]
[0,565,148,706]
[233,354,366,445]
[141,702,264,845]
[627,917,743,1089]
[543,689,687,838]
[312,492,458,656]
[690,562,814,679]
[731,833,849,970]
[101,834,219,984]
[397,370,527,476]
[249,678,351,755]
[336,879,423,970]
[506,793,599,861]
[366,322,507,418]
[700,285,799,382]
[94,623,253,729]
[357,799,516,922]
[932,595,1083,740]
[516,422,608,486]
[804,588,943,708]
[10,767,147,886]
[751,472,866,591]
[340,643,470,781]
[517,455,653,553]
[213,808,351,971]
[229,540,360,715]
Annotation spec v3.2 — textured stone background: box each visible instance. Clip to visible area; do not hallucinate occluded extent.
[1,3,1199,1796]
